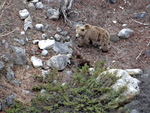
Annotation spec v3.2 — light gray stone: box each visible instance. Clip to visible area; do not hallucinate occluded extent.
[19,9,29,19]
[11,46,27,65]
[31,56,43,68]
[6,67,15,82]
[5,93,17,106]
[97,69,140,102]
[54,34,61,41]
[35,2,44,9]
[14,38,26,46]
[32,40,39,44]
[11,80,22,86]
[118,28,134,39]
[46,54,70,70]
[65,71,73,76]
[47,8,59,20]
[60,31,68,36]
[38,39,55,49]
[42,49,48,56]
[125,69,143,76]
[42,33,47,39]
[35,24,44,31]
[24,15,33,31]
[28,2,35,8]
[0,61,5,69]
[146,4,150,15]
[110,33,120,42]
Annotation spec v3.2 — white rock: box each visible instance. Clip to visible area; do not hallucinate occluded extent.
[89,68,95,75]
[97,69,140,101]
[38,39,55,49]
[32,40,39,44]
[118,28,134,39]
[31,56,43,68]
[35,24,44,31]
[35,2,44,9]
[19,9,30,19]
[24,15,33,31]
[47,8,60,20]
[125,69,143,76]
[42,34,47,39]
[28,2,35,8]
[31,0,39,3]
[20,31,25,35]
[42,49,48,56]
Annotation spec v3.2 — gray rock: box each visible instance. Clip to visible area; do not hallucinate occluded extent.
[130,109,139,113]
[47,8,59,20]
[60,31,68,36]
[5,93,17,107]
[11,80,22,86]
[118,28,134,39]
[0,61,5,69]
[14,38,26,46]
[53,41,72,54]
[146,4,150,14]
[56,27,62,32]
[46,54,70,70]
[38,39,55,49]
[31,0,39,3]
[6,67,15,82]
[54,34,61,41]
[19,9,29,19]
[32,40,39,44]
[35,24,44,31]
[42,33,47,39]
[31,56,43,68]
[24,15,33,31]
[65,71,73,76]
[135,12,148,20]
[42,49,48,56]
[22,90,30,95]
[35,2,44,9]
[108,0,117,4]
[11,46,27,65]
[110,33,120,42]
[28,2,35,8]
[2,39,6,44]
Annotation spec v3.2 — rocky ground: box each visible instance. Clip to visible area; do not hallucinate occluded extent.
[0,0,150,112]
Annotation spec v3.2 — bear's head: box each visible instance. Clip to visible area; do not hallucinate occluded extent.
[75,24,90,38]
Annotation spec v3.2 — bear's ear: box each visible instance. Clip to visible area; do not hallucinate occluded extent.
[84,24,90,29]
[76,25,80,29]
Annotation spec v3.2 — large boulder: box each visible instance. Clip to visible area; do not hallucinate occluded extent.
[97,69,140,102]
[46,54,70,70]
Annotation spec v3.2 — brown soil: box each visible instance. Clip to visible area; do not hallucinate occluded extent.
[0,0,150,112]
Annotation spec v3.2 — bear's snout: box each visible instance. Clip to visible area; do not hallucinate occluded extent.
[76,34,79,38]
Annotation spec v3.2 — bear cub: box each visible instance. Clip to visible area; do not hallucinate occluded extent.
[75,24,110,52]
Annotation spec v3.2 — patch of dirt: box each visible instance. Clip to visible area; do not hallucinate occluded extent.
[0,0,150,112]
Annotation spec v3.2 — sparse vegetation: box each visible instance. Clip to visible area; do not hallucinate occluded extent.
[6,61,127,113]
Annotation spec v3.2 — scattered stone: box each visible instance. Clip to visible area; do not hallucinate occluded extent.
[54,34,61,41]
[97,69,140,102]
[11,80,22,86]
[6,67,15,82]
[42,49,48,56]
[35,2,44,9]
[24,15,33,31]
[40,89,46,94]
[1,39,6,44]
[130,109,139,113]
[32,40,39,44]
[31,0,39,3]
[42,33,47,39]
[0,61,5,69]
[31,56,43,68]
[60,31,68,36]
[47,8,60,20]
[125,69,143,76]
[146,4,150,15]
[41,69,49,77]
[22,90,30,95]
[38,39,55,49]
[19,9,29,19]
[118,28,134,39]
[46,54,70,70]
[28,2,35,8]
[110,33,120,42]
[5,93,17,107]
[53,41,72,54]
[135,12,148,20]
[65,71,73,76]
[14,38,26,46]
[89,68,95,75]
[35,24,44,31]
[56,27,62,32]
[11,46,27,65]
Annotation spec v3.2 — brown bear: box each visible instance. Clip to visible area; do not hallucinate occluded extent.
[75,24,110,52]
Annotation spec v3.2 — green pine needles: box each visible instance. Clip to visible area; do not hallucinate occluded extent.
[6,60,127,113]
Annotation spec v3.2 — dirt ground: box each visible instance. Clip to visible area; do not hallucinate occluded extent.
[0,0,150,112]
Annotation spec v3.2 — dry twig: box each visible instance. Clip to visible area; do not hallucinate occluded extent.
[131,19,150,26]
[0,28,17,37]
[136,49,144,60]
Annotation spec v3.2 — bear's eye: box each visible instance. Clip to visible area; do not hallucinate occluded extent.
[81,29,84,32]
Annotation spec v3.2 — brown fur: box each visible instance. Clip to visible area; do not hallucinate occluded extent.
[75,24,110,52]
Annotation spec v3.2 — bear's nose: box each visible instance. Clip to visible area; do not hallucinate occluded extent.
[76,34,79,38]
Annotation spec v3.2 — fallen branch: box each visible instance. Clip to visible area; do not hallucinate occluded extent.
[132,19,149,26]
[0,28,18,37]
[136,49,144,60]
